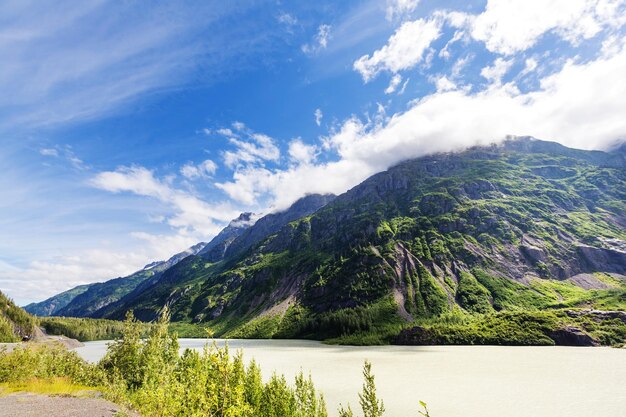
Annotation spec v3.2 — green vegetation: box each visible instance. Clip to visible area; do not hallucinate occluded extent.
[0,310,431,417]
[18,139,626,347]
[39,317,149,342]
[39,316,217,341]
[0,291,35,342]
[398,309,626,347]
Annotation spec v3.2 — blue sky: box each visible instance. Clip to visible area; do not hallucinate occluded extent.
[2,0,626,304]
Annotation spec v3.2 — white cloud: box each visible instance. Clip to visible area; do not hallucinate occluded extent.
[223,133,280,169]
[180,159,218,180]
[216,37,626,211]
[386,0,420,21]
[217,128,235,136]
[433,75,457,92]
[314,108,323,126]
[39,148,59,157]
[232,121,246,131]
[353,17,443,81]
[0,231,204,304]
[480,57,514,84]
[288,139,317,166]
[277,12,298,29]
[439,30,465,60]
[467,0,626,55]
[385,74,403,94]
[302,24,332,55]
[520,58,539,76]
[90,166,237,234]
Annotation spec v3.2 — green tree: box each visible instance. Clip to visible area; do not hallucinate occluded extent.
[359,361,385,417]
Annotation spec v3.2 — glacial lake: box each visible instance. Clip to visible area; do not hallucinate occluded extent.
[75,339,626,417]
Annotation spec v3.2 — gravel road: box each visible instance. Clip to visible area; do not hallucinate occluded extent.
[0,393,127,417]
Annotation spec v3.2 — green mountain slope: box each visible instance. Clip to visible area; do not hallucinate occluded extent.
[48,138,626,344]
[0,291,36,342]
[23,284,91,316]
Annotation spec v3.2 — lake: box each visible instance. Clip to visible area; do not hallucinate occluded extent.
[75,339,626,417]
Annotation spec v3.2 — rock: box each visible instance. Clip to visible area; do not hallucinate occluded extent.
[565,309,626,325]
[576,245,626,274]
[520,244,547,263]
[393,326,437,345]
[548,326,598,346]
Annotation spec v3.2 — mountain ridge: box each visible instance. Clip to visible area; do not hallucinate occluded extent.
[26,138,626,345]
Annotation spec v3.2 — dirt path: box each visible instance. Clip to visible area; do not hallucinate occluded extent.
[0,393,127,417]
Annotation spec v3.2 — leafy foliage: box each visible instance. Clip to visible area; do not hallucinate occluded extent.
[0,291,35,342]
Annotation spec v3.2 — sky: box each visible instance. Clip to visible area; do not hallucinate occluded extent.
[1,0,626,305]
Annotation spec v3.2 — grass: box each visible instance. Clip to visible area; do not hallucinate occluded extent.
[0,377,95,396]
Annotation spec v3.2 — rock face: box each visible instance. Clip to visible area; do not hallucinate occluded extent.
[565,309,626,324]
[393,326,439,345]
[548,326,598,346]
[198,212,257,262]
[221,194,336,260]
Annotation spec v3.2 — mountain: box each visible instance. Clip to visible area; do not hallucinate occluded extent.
[34,138,626,344]
[0,291,36,342]
[198,212,257,261]
[24,242,209,318]
[23,284,91,316]
[94,193,336,321]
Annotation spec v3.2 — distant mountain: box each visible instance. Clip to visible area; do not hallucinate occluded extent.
[198,212,258,261]
[33,138,626,345]
[24,242,209,318]
[1,291,35,342]
[24,284,91,316]
[95,193,336,321]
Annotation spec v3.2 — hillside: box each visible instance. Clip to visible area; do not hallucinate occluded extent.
[34,138,626,345]
[0,291,36,342]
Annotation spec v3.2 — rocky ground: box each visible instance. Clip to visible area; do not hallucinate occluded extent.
[0,393,129,417]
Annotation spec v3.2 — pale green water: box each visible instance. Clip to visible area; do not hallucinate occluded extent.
[75,339,626,417]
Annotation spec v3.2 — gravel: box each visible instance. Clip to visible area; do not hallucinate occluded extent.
[0,393,128,417]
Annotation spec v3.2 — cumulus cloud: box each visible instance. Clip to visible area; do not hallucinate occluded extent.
[288,139,317,165]
[480,57,514,84]
[432,75,457,92]
[217,36,626,211]
[180,159,218,179]
[467,0,626,55]
[353,17,443,81]
[90,166,237,234]
[222,133,280,169]
[520,57,539,76]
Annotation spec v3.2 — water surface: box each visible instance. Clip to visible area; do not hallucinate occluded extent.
[75,339,626,417]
